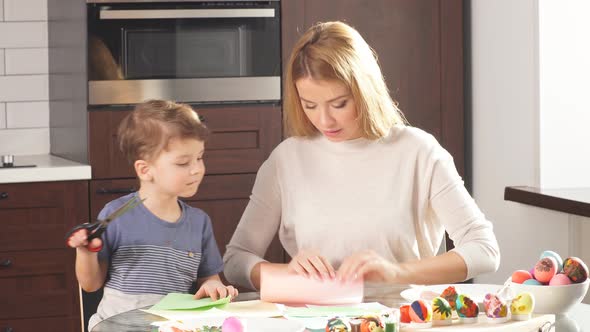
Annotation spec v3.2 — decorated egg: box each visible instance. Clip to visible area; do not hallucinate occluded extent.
[409,299,432,323]
[510,292,535,320]
[222,317,245,332]
[399,305,411,323]
[440,286,459,311]
[523,278,542,285]
[483,293,508,323]
[563,257,589,283]
[431,297,452,326]
[456,294,479,323]
[529,267,536,277]
[326,317,350,332]
[512,269,533,284]
[358,314,383,332]
[550,273,573,286]
[540,250,564,272]
[534,257,558,283]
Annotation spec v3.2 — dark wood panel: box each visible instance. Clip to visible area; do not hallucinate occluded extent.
[505,186,590,218]
[0,250,72,277]
[0,207,65,251]
[89,105,282,179]
[1,316,80,332]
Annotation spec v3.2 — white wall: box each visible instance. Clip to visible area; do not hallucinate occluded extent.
[0,0,50,155]
[471,0,590,302]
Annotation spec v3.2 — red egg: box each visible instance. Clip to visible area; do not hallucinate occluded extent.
[400,305,412,323]
[534,257,558,283]
[563,257,589,283]
[549,273,573,286]
[512,270,533,284]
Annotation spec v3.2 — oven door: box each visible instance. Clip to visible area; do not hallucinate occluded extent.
[87,1,281,106]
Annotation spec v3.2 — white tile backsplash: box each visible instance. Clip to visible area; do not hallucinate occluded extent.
[0,75,48,101]
[5,48,48,74]
[4,0,48,21]
[0,103,6,129]
[0,22,47,48]
[6,101,49,128]
[0,3,51,155]
[0,127,49,155]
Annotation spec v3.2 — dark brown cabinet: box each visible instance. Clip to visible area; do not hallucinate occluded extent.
[0,181,88,332]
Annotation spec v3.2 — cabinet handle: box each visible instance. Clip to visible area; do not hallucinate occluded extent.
[96,188,136,195]
[0,192,8,199]
[0,259,11,268]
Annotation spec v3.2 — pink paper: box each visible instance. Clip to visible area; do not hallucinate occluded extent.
[260,264,363,305]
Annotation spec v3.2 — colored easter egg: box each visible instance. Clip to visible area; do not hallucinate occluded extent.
[523,278,542,285]
[549,273,573,286]
[358,314,383,332]
[222,317,245,332]
[440,286,459,310]
[563,257,589,283]
[529,267,535,277]
[456,294,479,318]
[399,305,411,323]
[431,297,452,325]
[409,299,432,323]
[510,292,535,321]
[534,257,558,283]
[540,250,564,272]
[512,269,533,284]
[326,317,350,332]
[483,293,508,319]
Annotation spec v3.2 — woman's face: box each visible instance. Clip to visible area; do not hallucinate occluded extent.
[296,77,362,142]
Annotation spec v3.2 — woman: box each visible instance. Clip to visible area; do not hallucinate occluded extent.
[223,21,500,290]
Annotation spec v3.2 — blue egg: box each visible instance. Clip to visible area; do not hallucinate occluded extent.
[540,250,563,272]
[523,278,542,285]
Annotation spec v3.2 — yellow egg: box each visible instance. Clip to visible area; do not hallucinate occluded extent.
[510,292,535,315]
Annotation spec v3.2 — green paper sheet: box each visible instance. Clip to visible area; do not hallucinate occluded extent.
[150,293,231,310]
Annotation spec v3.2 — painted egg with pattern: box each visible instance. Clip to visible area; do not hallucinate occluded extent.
[563,257,589,283]
[456,294,479,318]
[510,292,535,315]
[440,286,459,311]
[483,293,508,319]
[409,299,432,323]
[431,297,452,322]
[534,257,558,283]
[358,314,384,332]
[326,317,350,332]
[540,250,564,273]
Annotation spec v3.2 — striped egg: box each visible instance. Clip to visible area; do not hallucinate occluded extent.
[409,299,432,323]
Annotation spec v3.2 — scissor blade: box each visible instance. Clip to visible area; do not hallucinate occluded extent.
[102,196,144,224]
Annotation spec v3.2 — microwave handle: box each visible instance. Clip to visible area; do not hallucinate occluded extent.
[99,8,275,20]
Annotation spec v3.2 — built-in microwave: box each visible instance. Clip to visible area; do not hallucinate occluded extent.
[87,0,281,106]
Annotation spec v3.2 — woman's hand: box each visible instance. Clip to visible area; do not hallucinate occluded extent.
[66,228,103,252]
[288,250,336,281]
[337,250,400,283]
[194,278,238,301]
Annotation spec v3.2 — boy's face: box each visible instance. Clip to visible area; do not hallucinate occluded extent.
[148,137,205,198]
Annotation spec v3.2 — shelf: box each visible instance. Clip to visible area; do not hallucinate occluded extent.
[504,186,590,218]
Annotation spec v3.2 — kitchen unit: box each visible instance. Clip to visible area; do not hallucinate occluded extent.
[0,156,91,332]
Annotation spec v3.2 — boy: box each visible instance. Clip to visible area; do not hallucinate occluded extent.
[67,100,237,330]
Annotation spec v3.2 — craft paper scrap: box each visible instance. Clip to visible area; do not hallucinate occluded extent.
[150,293,231,310]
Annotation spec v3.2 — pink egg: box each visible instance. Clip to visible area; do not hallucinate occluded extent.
[529,267,535,277]
[512,270,533,284]
[534,257,558,283]
[549,273,572,286]
[222,316,245,332]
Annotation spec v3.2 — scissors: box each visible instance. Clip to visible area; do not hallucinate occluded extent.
[65,196,144,252]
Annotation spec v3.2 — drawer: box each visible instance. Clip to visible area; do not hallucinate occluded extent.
[0,250,78,319]
[0,182,66,209]
[88,104,282,179]
[1,316,80,332]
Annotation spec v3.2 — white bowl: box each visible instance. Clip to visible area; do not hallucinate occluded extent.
[509,279,589,314]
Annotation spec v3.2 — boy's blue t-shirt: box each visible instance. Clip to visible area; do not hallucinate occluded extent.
[97,192,224,295]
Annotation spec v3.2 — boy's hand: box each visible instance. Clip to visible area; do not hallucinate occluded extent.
[66,228,103,252]
[194,279,238,301]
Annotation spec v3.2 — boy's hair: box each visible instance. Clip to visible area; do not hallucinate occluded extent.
[284,21,407,139]
[118,99,209,163]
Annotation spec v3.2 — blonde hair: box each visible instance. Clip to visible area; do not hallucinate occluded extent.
[118,99,209,163]
[284,21,406,139]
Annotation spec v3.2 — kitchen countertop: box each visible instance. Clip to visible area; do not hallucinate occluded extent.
[0,154,91,184]
[505,186,590,218]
